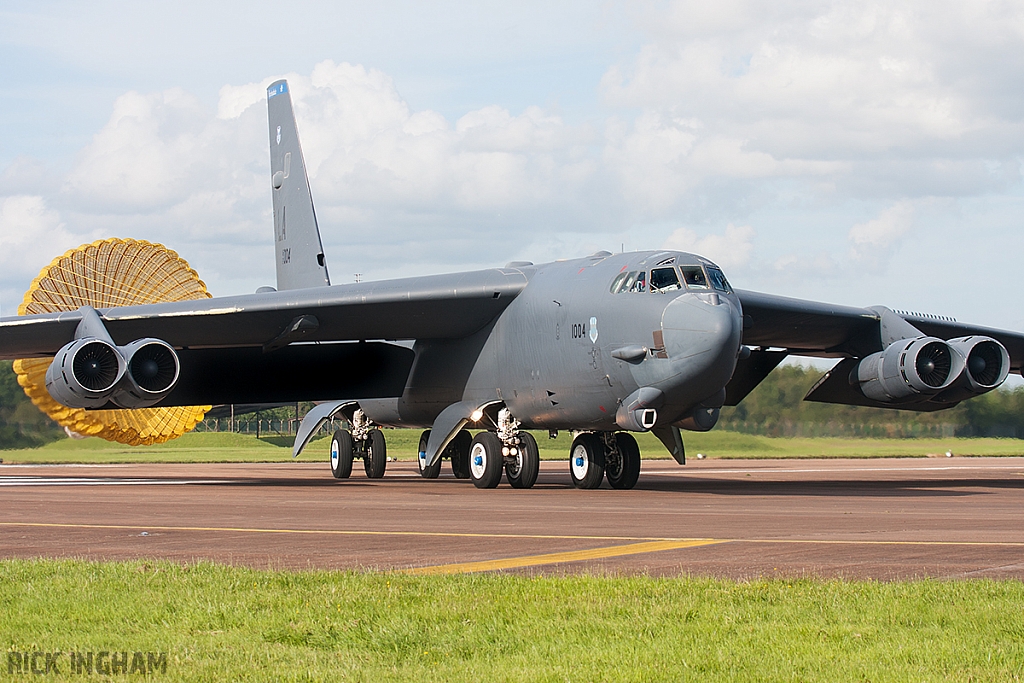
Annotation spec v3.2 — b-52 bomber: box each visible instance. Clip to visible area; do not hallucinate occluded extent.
[2,80,1022,490]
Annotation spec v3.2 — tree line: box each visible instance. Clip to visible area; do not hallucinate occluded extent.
[3,360,1023,449]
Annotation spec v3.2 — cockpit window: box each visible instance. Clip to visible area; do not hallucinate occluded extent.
[706,267,731,292]
[680,265,709,289]
[619,271,637,293]
[612,270,649,293]
[631,271,647,293]
[609,272,628,294]
[649,267,681,293]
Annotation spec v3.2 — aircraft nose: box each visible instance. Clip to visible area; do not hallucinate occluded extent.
[660,292,742,380]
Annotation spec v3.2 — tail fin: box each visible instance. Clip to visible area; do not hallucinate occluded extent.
[267,80,330,290]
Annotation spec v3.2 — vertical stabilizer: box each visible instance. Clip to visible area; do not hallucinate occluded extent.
[267,80,330,290]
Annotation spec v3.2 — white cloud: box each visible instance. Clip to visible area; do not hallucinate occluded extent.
[663,223,755,269]
[4,2,1024,330]
[0,196,94,284]
[848,200,916,263]
[602,1,1024,198]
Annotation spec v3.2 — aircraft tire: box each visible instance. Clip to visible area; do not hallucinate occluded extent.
[330,429,354,479]
[506,431,539,489]
[569,432,605,489]
[469,432,503,489]
[417,429,441,479]
[364,429,387,479]
[607,432,641,490]
[448,430,472,479]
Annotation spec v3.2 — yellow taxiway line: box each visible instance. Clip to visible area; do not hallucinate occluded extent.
[0,521,689,543]
[402,539,726,575]
[4,522,1024,575]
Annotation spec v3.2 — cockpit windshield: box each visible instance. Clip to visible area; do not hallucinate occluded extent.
[680,266,708,289]
[650,267,681,293]
[706,266,731,292]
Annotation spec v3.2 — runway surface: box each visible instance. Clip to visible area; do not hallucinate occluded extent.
[2,457,1024,579]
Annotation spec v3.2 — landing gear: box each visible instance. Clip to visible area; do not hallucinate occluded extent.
[568,432,642,489]
[606,432,641,490]
[326,410,387,480]
[506,431,539,489]
[469,432,504,489]
[363,428,387,478]
[329,429,354,479]
[417,430,442,478]
[569,433,605,489]
[448,430,472,479]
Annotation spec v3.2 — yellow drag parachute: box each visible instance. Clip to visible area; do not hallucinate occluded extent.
[13,238,212,445]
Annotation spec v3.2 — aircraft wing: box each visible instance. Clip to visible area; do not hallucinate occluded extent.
[728,289,1024,410]
[0,268,528,358]
[736,289,1024,370]
[0,268,528,405]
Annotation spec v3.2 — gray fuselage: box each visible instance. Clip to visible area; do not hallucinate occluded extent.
[359,250,744,431]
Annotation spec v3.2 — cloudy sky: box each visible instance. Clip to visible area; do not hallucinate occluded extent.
[2,0,1023,338]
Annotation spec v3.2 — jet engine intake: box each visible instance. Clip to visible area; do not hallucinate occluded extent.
[45,338,126,409]
[947,336,1009,394]
[112,338,181,408]
[854,336,964,402]
[45,336,181,410]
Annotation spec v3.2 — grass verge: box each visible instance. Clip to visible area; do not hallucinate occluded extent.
[2,559,1022,681]
[2,429,1024,464]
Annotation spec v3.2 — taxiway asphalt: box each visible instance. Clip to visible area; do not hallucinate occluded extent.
[2,457,1023,579]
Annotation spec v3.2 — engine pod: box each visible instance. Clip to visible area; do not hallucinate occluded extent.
[947,336,1009,393]
[45,338,126,409]
[854,336,964,403]
[112,338,181,409]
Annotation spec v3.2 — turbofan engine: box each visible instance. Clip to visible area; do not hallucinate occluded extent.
[113,338,181,408]
[45,338,126,409]
[854,336,964,403]
[45,336,180,410]
[927,336,1012,404]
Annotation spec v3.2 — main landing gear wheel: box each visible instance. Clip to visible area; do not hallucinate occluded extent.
[469,432,503,489]
[506,431,540,489]
[448,430,472,479]
[330,429,354,479]
[417,429,442,479]
[606,432,641,490]
[569,433,605,489]
[363,428,387,479]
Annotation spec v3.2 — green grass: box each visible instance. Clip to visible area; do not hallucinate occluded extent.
[2,429,1024,464]
[1,559,1022,681]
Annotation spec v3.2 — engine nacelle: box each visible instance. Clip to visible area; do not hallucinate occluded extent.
[45,336,180,410]
[45,338,126,409]
[855,336,964,402]
[111,338,181,408]
[946,336,1009,395]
